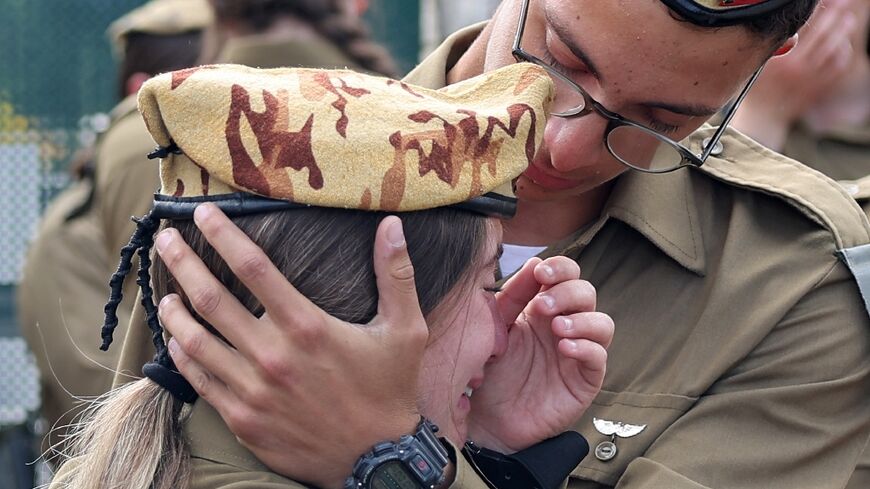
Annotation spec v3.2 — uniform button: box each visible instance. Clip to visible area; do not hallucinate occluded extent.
[594,441,617,462]
[701,137,724,157]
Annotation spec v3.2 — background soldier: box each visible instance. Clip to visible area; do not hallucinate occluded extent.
[17,0,211,454]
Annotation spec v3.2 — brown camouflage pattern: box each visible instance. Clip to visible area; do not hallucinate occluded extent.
[137,63,553,212]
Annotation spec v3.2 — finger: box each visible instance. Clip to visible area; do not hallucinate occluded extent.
[496,257,544,323]
[558,338,608,379]
[533,256,581,287]
[192,203,323,327]
[155,226,257,353]
[528,279,596,318]
[552,312,615,349]
[167,335,242,412]
[159,293,250,387]
[372,216,428,348]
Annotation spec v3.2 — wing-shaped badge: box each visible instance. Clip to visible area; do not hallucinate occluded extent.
[593,418,647,438]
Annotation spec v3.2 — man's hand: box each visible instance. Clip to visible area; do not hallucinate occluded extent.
[731,0,857,150]
[156,204,423,489]
[467,257,612,454]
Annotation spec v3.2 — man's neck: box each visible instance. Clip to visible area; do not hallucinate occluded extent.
[503,183,614,246]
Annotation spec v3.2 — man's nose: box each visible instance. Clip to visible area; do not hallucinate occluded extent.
[542,114,609,172]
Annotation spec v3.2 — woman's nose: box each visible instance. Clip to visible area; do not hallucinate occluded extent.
[490,320,509,360]
[543,114,609,173]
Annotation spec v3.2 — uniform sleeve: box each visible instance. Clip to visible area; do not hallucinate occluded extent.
[613,261,870,489]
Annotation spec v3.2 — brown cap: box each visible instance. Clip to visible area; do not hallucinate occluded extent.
[138,63,553,215]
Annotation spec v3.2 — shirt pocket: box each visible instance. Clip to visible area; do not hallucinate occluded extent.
[568,390,698,487]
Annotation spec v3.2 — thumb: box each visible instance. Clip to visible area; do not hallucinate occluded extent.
[373,216,426,333]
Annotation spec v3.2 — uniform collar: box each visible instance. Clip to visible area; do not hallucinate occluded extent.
[405,22,486,90]
[602,165,706,275]
[185,399,272,472]
[406,22,707,276]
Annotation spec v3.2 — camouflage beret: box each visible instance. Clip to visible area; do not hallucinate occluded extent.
[108,0,214,57]
[137,63,553,218]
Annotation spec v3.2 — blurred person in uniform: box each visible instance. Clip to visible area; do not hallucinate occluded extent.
[731,0,869,180]
[731,1,870,487]
[16,0,211,456]
[139,1,870,489]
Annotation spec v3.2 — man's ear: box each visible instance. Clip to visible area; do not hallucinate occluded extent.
[773,34,799,57]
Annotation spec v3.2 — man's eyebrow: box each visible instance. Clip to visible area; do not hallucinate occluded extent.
[641,101,720,118]
[546,10,603,81]
[546,10,720,119]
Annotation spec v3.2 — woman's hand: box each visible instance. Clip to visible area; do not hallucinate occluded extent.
[467,257,612,454]
[156,204,424,489]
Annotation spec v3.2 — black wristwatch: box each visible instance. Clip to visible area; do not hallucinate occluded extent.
[345,418,451,489]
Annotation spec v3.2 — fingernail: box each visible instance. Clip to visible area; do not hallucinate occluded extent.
[155,229,173,253]
[538,293,555,310]
[540,264,554,278]
[159,294,174,309]
[386,217,405,248]
[563,340,578,352]
[168,338,179,356]
[194,203,214,223]
[560,317,573,332]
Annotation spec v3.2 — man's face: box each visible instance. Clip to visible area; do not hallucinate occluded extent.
[484,0,774,203]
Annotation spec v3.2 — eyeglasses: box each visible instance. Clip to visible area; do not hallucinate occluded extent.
[511,0,764,173]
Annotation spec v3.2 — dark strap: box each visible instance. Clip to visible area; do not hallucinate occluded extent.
[464,432,588,489]
[142,361,198,404]
[836,244,870,318]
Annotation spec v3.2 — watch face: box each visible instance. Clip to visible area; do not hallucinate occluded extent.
[371,460,421,489]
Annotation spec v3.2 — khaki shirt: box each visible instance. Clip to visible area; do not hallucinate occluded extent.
[110,25,870,489]
[404,24,870,489]
[780,123,870,489]
[784,122,870,182]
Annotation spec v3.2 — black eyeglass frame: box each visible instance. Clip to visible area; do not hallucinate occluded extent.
[510,0,765,173]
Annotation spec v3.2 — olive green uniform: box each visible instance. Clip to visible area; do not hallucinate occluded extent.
[778,122,870,489]
[108,25,870,489]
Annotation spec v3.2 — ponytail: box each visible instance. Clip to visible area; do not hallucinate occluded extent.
[54,380,190,489]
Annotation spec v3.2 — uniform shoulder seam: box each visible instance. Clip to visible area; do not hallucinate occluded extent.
[696,127,870,250]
